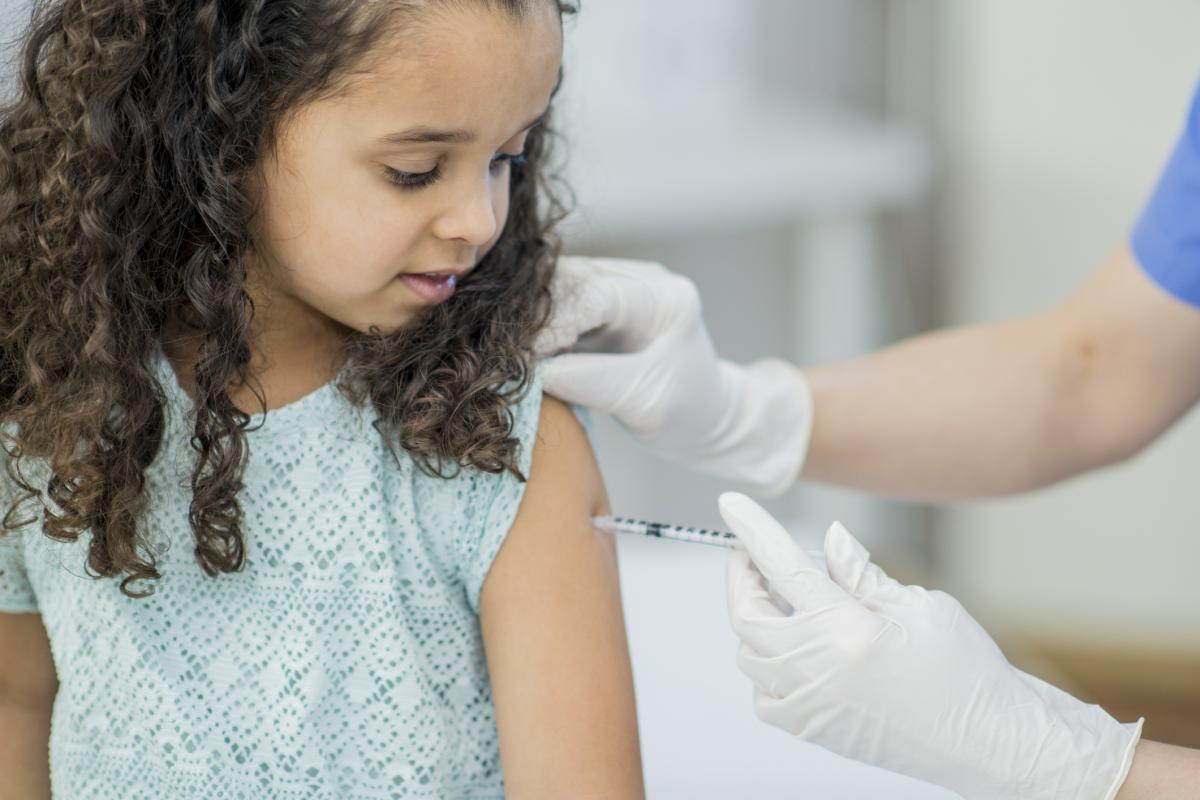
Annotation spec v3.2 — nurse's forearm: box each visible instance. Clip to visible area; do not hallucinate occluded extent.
[797,244,1200,501]
[1115,740,1200,800]
[798,314,1113,502]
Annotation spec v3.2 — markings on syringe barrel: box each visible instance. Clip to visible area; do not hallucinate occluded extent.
[612,517,736,543]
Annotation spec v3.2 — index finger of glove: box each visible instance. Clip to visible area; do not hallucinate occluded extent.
[719,492,852,614]
[726,548,806,656]
[541,351,645,415]
[727,548,878,660]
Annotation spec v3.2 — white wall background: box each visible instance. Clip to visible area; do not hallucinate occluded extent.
[931,0,1200,649]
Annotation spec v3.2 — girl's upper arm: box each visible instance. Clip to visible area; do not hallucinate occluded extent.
[0,612,57,710]
[0,528,57,710]
[479,395,644,800]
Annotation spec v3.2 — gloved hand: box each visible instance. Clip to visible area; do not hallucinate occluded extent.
[536,256,812,497]
[719,491,1144,800]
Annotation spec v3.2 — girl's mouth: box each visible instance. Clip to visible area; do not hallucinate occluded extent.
[397,271,459,304]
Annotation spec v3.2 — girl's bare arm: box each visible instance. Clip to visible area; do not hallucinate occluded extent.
[481,396,644,799]
[0,612,56,800]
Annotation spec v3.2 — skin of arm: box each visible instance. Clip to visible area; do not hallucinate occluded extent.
[1116,740,1200,800]
[800,243,1200,501]
[0,612,57,800]
[480,396,645,799]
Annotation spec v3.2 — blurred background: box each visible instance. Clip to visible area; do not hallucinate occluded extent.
[553,0,1200,796]
[3,0,1198,797]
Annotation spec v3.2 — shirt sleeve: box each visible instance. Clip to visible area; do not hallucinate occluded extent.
[1131,78,1200,306]
[0,474,38,615]
[459,363,547,614]
[0,534,37,613]
[0,436,38,613]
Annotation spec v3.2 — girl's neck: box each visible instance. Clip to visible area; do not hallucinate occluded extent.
[160,311,348,415]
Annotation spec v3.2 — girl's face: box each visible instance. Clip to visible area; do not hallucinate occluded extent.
[250,2,563,342]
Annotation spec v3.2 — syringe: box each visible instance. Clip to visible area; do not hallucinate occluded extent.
[592,515,828,567]
[592,515,739,548]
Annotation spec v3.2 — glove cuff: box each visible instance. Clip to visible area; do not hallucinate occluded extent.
[1004,669,1146,800]
[921,667,1146,800]
[1101,718,1144,800]
[689,358,813,496]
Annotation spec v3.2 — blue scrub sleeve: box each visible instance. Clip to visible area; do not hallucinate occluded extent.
[1131,79,1200,306]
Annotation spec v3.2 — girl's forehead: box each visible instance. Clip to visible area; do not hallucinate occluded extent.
[345,3,562,125]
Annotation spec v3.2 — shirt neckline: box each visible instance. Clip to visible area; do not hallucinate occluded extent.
[151,341,360,440]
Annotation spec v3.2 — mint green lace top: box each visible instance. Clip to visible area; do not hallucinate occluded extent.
[0,346,549,799]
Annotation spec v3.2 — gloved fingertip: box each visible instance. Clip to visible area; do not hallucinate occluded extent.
[719,493,787,544]
[717,491,749,520]
[825,521,869,562]
[540,354,610,408]
[823,520,870,595]
[719,492,810,574]
[540,370,581,406]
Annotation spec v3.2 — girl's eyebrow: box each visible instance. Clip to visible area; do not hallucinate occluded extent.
[376,109,549,146]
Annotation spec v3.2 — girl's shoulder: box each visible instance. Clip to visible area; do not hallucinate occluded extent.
[406,359,597,612]
[410,360,554,610]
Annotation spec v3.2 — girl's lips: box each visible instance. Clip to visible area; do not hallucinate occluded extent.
[398,272,459,304]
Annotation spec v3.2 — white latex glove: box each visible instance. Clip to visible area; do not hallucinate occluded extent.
[719,492,1144,800]
[536,256,813,497]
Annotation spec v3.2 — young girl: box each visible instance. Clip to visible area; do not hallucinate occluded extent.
[0,0,644,797]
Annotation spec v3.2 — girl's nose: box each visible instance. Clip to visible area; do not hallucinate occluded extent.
[432,170,501,246]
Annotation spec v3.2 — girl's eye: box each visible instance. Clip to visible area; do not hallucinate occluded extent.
[383,164,442,190]
[382,153,528,192]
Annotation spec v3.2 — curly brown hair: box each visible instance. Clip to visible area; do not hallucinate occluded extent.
[0,0,577,598]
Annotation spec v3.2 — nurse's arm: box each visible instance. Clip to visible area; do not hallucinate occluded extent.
[1117,739,1200,799]
[0,612,56,800]
[799,242,1200,501]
